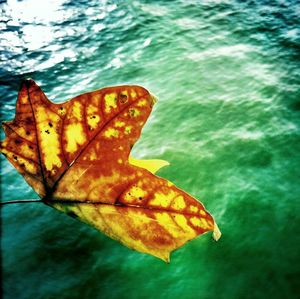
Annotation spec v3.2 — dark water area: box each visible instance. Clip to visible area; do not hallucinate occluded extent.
[1,0,300,298]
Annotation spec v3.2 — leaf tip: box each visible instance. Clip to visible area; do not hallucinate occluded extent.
[21,78,35,86]
[19,78,40,93]
[212,223,221,241]
[150,93,158,106]
[161,254,171,263]
[1,121,10,138]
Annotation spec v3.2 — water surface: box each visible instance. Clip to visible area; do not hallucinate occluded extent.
[1,0,299,298]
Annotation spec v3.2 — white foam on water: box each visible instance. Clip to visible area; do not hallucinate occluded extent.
[187,44,258,61]
[244,62,281,86]
[232,130,264,140]
[133,2,170,17]
[174,18,202,30]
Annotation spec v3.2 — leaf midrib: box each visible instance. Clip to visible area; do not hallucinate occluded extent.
[48,198,206,218]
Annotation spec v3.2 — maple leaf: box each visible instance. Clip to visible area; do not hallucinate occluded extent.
[0,79,221,262]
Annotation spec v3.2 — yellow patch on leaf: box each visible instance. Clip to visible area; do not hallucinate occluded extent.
[104,92,117,113]
[0,79,221,262]
[65,123,86,153]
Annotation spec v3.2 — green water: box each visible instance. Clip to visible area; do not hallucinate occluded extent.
[1,0,299,298]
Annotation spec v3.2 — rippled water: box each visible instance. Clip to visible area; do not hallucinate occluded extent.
[1,0,300,298]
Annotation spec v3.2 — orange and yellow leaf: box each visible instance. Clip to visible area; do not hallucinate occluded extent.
[0,79,220,262]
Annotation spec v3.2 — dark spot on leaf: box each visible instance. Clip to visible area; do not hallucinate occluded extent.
[29,145,33,149]
[60,107,64,110]
[48,122,53,127]
[92,116,96,119]
[20,163,25,168]
[14,139,22,144]
[13,155,17,160]
[139,197,142,200]
[153,235,169,245]
[119,94,128,104]
[26,131,30,135]
[45,130,50,134]
[129,109,135,117]
[25,117,33,124]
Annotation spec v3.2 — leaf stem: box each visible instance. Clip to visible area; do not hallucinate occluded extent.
[0,199,44,205]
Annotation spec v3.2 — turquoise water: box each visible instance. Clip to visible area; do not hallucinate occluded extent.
[1,0,300,298]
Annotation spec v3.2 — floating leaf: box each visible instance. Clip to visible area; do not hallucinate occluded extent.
[1,79,220,262]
